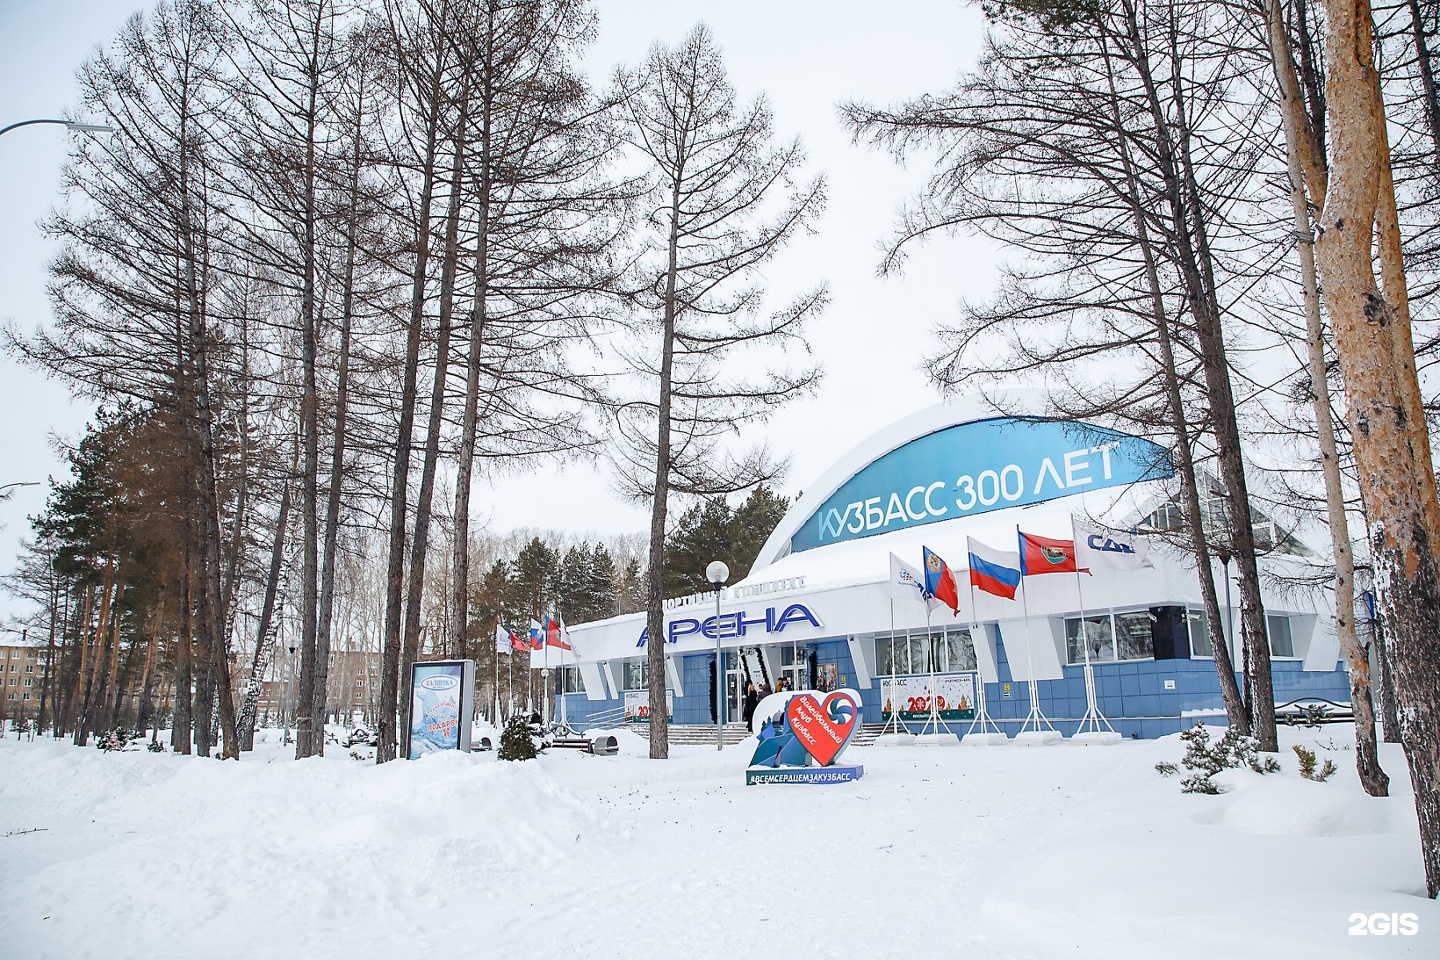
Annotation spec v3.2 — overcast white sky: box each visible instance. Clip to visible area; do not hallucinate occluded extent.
[0,0,1003,626]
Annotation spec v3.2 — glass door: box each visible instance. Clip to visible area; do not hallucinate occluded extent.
[724,651,744,722]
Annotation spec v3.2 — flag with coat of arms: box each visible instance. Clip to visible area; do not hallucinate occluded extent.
[546,615,573,652]
[1018,529,1081,576]
[922,545,961,615]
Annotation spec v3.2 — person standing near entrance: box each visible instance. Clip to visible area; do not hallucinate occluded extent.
[743,681,759,726]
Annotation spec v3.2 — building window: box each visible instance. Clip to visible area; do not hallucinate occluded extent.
[875,628,974,675]
[558,665,584,694]
[1065,615,1115,664]
[1187,609,1213,657]
[1115,611,1154,661]
[355,679,364,687]
[1267,615,1294,658]
[1065,611,1155,664]
[25,665,34,673]
[23,678,32,687]
[5,693,12,701]
[22,693,30,701]
[26,651,36,659]
[622,658,649,691]
[7,678,15,686]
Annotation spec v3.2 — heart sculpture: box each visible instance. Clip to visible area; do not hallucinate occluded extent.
[784,691,860,766]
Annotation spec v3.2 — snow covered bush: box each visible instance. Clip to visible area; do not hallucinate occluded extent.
[1292,744,1337,782]
[1175,722,1280,794]
[498,716,537,761]
[97,728,133,752]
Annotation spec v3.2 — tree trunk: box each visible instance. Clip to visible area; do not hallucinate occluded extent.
[314,87,366,758]
[450,43,492,680]
[172,567,192,754]
[1097,25,1249,732]
[1316,0,1440,897]
[36,573,58,737]
[408,90,470,683]
[294,28,323,761]
[1118,0,1276,749]
[645,176,684,761]
[378,51,444,764]
[1263,0,1388,795]
[241,464,293,751]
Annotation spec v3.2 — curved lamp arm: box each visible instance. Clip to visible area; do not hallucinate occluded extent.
[0,119,113,138]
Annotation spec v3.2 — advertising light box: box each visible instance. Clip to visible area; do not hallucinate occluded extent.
[790,417,1172,553]
[407,660,475,759]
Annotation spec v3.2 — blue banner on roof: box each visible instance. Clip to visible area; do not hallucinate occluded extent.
[789,418,1172,554]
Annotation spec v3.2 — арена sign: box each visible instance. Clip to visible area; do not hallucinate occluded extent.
[790,417,1172,554]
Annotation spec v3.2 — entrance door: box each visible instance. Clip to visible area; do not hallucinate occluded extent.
[725,650,745,723]
[779,644,808,691]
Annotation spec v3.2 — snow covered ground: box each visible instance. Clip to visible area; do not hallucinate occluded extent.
[1,724,1436,959]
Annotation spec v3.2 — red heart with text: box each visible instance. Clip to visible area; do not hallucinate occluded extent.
[785,692,859,766]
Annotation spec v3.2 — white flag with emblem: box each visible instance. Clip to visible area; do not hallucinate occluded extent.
[1073,519,1153,571]
[889,552,928,603]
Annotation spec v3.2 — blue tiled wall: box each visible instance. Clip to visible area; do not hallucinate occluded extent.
[555,628,1350,739]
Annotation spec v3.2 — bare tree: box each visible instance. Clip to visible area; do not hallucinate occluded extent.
[1315,0,1440,897]
[614,23,826,759]
[1261,0,1389,795]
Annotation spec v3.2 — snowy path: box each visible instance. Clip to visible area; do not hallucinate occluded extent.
[1,727,1435,959]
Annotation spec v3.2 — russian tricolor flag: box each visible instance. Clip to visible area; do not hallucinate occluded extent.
[966,537,1021,600]
[528,620,545,651]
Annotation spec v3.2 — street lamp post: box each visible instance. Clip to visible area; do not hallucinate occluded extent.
[706,560,729,752]
[283,644,297,746]
[0,119,114,139]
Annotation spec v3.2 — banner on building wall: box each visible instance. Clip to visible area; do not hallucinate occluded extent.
[880,673,976,721]
[792,417,1173,554]
[623,689,673,723]
[406,660,475,759]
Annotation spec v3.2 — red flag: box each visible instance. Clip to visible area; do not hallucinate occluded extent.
[922,546,961,615]
[546,616,572,651]
[1018,530,1080,576]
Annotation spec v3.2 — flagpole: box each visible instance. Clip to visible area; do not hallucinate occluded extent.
[884,597,904,737]
[560,626,569,732]
[964,573,1000,738]
[922,615,954,738]
[1071,519,1115,737]
[1017,527,1057,737]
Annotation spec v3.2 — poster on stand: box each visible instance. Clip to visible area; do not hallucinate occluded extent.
[407,660,475,758]
[880,673,976,721]
[623,690,673,723]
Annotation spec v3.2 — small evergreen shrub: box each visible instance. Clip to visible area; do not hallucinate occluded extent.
[1174,722,1280,794]
[97,728,133,752]
[1292,744,1338,782]
[498,716,537,761]
[1154,761,1179,777]
[147,738,165,753]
